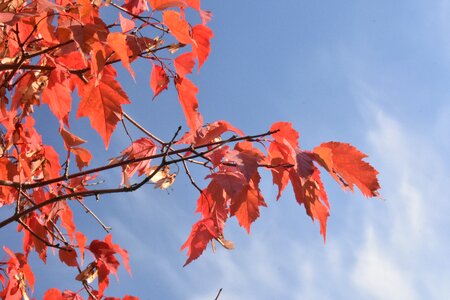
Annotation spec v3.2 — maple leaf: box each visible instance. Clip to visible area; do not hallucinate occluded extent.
[313,142,380,197]
[59,247,78,267]
[71,147,92,170]
[43,288,65,300]
[41,63,72,126]
[178,120,244,146]
[21,213,48,262]
[112,137,157,185]
[174,76,203,131]
[163,10,193,45]
[77,66,131,148]
[60,127,86,149]
[118,12,136,33]
[149,0,185,10]
[270,121,300,149]
[150,65,170,99]
[105,234,131,275]
[181,218,218,266]
[62,290,84,300]
[57,202,76,243]
[75,232,87,265]
[174,52,196,77]
[107,32,135,79]
[192,24,213,70]
[230,172,266,233]
[289,166,330,239]
[122,0,149,15]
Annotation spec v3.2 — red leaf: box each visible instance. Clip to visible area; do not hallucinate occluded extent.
[71,147,92,170]
[22,214,48,262]
[43,145,61,180]
[62,290,84,300]
[185,0,199,10]
[162,10,193,45]
[150,65,169,99]
[60,127,86,149]
[123,296,139,300]
[230,172,266,233]
[77,66,130,148]
[43,288,65,300]
[97,261,110,297]
[122,0,149,15]
[112,137,156,184]
[75,231,87,265]
[149,0,185,10]
[105,234,131,275]
[41,64,72,126]
[195,180,228,232]
[313,142,380,197]
[118,13,136,33]
[270,122,300,149]
[59,202,76,242]
[107,32,135,79]
[192,24,213,70]
[174,52,195,77]
[289,166,329,239]
[174,76,203,131]
[267,141,294,200]
[181,218,217,266]
[178,120,244,146]
[59,247,78,267]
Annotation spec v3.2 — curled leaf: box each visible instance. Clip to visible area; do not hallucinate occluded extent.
[146,165,176,189]
[75,262,98,283]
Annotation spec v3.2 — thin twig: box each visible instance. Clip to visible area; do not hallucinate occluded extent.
[17,219,67,250]
[0,130,278,190]
[214,288,223,300]
[76,198,112,233]
[0,140,240,228]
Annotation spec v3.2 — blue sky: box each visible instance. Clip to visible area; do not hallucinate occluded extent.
[2,1,450,299]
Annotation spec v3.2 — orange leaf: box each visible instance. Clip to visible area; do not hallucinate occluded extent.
[192,24,213,69]
[122,0,149,15]
[59,247,78,267]
[178,120,244,146]
[75,231,87,265]
[289,166,329,239]
[174,52,195,77]
[174,76,203,131]
[107,32,135,79]
[77,67,130,148]
[118,12,136,33]
[313,142,380,197]
[185,0,199,10]
[71,147,92,170]
[270,122,300,149]
[43,288,65,300]
[230,173,266,233]
[41,64,72,126]
[163,10,193,45]
[181,218,217,266]
[149,0,185,10]
[60,127,86,149]
[150,65,169,99]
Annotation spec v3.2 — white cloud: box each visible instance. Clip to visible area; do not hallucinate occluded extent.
[349,103,450,299]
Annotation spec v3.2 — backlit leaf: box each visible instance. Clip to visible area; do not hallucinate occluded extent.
[313,142,380,197]
[174,76,203,131]
[150,65,169,99]
[163,10,193,45]
[77,66,130,148]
